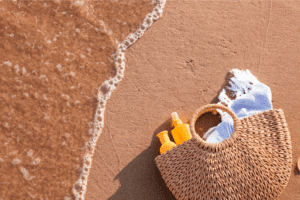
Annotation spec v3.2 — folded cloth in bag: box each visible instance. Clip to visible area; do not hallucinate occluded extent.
[206,69,273,143]
[155,104,292,200]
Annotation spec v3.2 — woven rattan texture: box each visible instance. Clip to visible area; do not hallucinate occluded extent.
[155,109,292,200]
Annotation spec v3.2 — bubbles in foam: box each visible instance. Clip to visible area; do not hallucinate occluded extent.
[32,158,41,165]
[3,122,9,128]
[14,64,20,74]
[56,64,63,71]
[20,167,35,181]
[99,83,111,96]
[12,158,21,166]
[96,116,102,122]
[27,149,33,157]
[72,0,166,199]
[3,61,12,66]
[21,67,27,75]
[64,196,72,200]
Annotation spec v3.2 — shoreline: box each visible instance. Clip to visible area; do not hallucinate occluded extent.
[78,1,167,199]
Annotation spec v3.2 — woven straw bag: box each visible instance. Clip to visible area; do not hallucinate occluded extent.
[155,104,292,200]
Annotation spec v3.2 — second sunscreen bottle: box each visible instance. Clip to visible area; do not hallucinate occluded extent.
[171,112,192,145]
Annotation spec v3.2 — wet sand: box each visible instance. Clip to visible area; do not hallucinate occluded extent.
[86,1,300,199]
[0,0,155,199]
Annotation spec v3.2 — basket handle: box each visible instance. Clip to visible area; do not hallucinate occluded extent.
[189,104,241,150]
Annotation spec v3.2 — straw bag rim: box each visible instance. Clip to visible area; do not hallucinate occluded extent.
[189,104,242,152]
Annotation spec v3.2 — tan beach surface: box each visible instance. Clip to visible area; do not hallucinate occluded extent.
[86,0,300,200]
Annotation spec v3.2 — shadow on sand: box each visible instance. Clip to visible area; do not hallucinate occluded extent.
[108,118,177,200]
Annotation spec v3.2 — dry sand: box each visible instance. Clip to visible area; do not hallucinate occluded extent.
[86,1,300,199]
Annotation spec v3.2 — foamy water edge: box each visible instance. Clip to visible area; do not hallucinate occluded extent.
[72,1,167,199]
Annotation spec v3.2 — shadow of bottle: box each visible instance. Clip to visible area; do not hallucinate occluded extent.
[108,118,177,200]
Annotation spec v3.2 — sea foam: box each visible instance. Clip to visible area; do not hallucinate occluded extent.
[71,1,167,199]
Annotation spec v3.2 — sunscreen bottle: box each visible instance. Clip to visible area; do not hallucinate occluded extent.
[171,112,192,145]
[157,131,176,154]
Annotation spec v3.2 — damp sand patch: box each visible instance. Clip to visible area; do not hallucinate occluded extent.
[0,0,165,199]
